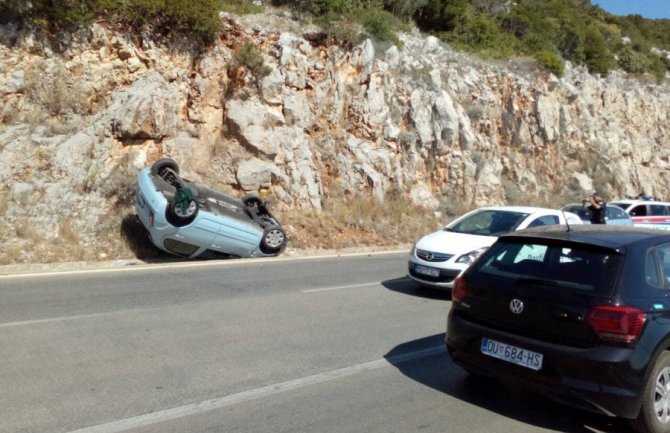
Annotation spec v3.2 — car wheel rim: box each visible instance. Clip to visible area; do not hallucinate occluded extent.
[176,201,197,218]
[265,230,285,248]
[654,367,670,424]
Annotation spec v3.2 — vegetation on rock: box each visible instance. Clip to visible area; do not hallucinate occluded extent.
[2,0,668,77]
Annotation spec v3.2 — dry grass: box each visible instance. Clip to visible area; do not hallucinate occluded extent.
[0,190,441,265]
[24,60,94,118]
[55,219,87,261]
[0,189,8,217]
[15,222,41,242]
[282,191,439,250]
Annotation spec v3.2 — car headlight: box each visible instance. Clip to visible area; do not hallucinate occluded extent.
[455,247,488,265]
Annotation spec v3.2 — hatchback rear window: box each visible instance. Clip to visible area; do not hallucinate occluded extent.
[472,240,622,295]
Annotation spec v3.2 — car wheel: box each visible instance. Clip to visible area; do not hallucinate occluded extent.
[166,190,199,227]
[151,158,179,177]
[242,194,264,209]
[633,351,670,433]
[151,158,182,187]
[261,225,286,253]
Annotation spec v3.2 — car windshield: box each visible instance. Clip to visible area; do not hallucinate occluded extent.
[473,240,622,294]
[445,210,529,236]
[562,205,590,221]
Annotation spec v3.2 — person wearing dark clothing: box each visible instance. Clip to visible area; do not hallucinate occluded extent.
[583,192,606,224]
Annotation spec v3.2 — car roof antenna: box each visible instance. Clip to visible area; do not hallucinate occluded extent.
[561,210,571,232]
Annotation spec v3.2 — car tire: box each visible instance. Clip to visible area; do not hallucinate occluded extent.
[633,351,670,433]
[151,158,180,177]
[260,225,286,254]
[166,194,199,227]
[242,194,264,209]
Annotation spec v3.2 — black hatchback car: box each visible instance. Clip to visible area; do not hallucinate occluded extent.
[446,224,670,433]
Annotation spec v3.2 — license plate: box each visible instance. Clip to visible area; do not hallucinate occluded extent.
[415,265,440,277]
[480,337,543,371]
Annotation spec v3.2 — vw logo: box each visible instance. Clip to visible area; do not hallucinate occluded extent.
[509,299,524,315]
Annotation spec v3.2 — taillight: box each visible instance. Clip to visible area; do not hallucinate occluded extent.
[149,210,155,227]
[587,305,646,343]
[452,276,467,303]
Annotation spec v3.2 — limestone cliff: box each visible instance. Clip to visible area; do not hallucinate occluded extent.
[0,9,669,263]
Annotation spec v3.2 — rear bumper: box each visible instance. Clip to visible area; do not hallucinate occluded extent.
[446,310,644,419]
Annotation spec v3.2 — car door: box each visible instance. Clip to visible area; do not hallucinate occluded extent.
[605,206,633,226]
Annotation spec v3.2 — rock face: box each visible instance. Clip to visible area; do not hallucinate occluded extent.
[0,9,669,262]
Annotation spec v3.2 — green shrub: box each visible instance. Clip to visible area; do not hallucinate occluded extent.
[4,0,227,37]
[234,43,272,78]
[617,46,651,73]
[361,9,403,46]
[583,27,613,75]
[534,49,564,77]
[220,0,263,15]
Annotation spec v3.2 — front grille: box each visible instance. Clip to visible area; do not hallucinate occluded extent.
[416,249,453,262]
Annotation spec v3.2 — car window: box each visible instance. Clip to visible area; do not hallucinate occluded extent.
[514,244,548,262]
[606,207,627,220]
[475,241,622,294]
[656,243,670,288]
[560,205,590,221]
[526,215,560,228]
[646,249,662,287]
[650,205,670,216]
[447,210,528,236]
[630,205,647,216]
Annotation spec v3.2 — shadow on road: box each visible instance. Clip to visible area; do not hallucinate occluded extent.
[384,334,631,433]
[381,276,452,301]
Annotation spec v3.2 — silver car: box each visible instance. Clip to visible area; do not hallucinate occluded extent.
[560,203,633,225]
[135,158,287,259]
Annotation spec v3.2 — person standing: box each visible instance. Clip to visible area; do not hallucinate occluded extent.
[583,192,606,224]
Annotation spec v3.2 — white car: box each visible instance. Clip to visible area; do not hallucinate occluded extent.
[407,206,583,290]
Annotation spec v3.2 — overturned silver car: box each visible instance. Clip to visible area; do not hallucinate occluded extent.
[135,158,287,258]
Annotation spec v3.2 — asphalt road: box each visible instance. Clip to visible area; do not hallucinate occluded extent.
[0,252,632,433]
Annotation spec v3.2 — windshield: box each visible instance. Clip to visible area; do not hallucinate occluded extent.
[562,205,590,221]
[445,210,529,236]
[473,240,622,294]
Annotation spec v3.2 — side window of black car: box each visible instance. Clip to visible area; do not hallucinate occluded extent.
[647,249,662,287]
[657,244,670,288]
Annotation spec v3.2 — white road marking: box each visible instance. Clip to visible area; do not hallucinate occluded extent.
[302,282,379,293]
[0,313,113,329]
[67,345,445,433]
[0,281,383,328]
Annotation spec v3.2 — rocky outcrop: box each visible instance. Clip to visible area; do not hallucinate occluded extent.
[0,8,669,262]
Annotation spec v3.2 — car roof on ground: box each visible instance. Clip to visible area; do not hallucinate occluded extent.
[499,224,670,249]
